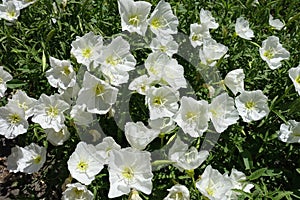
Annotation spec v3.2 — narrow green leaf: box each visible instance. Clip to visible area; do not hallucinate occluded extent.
[247,168,267,181]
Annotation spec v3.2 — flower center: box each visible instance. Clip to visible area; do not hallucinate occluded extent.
[295,75,300,84]
[77,161,88,172]
[192,34,200,41]
[0,78,3,84]
[128,15,140,26]
[245,101,256,109]
[122,167,134,180]
[18,102,28,110]
[46,105,59,118]
[94,83,105,96]
[74,188,84,197]
[159,45,167,52]
[149,66,158,75]
[7,11,16,18]
[153,96,165,106]
[33,155,42,164]
[82,48,92,58]
[151,18,163,29]
[170,192,184,199]
[106,55,120,66]
[263,49,275,59]
[184,148,197,163]
[185,111,197,121]
[62,66,71,76]
[8,113,21,124]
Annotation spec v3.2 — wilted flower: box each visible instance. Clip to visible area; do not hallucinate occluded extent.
[7,143,46,174]
[67,141,105,185]
[148,117,176,134]
[235,90,269,122]
[288,65,300,95]
[173,96,209,137]
[163,184,190,200]
[235,17,254,40]
[0,1,20,22]
[108,148,153,198]
[70,104,94,126]
[278,120,300,143]
[269,14,284,30]
[62,182,94,200]
[199,8,219,29]
[45,126,70,146]
[189,23,210,48]
[118,0,151,36]
[150,35,179,57]
[224,69,245,95]
[0,66,13,98]
[259,36,290,70]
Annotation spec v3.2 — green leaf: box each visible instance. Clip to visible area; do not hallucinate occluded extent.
[6,79,27,89]
[247,168,267,181]
[273,191,293,200]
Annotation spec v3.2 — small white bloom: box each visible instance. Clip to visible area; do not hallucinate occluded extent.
[288,65,300,95]
[235,17,254,40]
[200,8,219,29]
[7,143,46,174]
[95,136,121,164]
[32,93,70,132]
[9,0,36,10]
[62,182,94,200]
[235,90,269,123]
[0,1,20,22]
[148,0,178,36]
[70,104,94,126]
[118,0,152,36]
[150,35,179,57]
[46,56,76,90]
[0,103,28,139]
[189,23,211,48]
[269,15,284,30]
[128,74,153,95]
[45,126,70,146]
[174,96,209,137]
[259,36,290,70]
[108,148,153,198]
[71,32,103,70]
[163,184,190,200]
[0,66,13,97]
[67,141,105,185]
[146,86,179,120]
[224,69,245,95]
[200,38,228,66]
[209,93,239,133]
[125,121,160,150]
[76,71,118,115]
[278,120,300,143]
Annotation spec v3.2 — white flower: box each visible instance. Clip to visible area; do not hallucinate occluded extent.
[0,1,20,22]
[98,36,136,86]
[146,86,179,120]
[235,17,254,40]
[76,71,118,115]
[70,104,94,126]
[269,15,284,30]
[95,136,121,164]
[108,148,153,198]
[32,93,70,132]
[62,182,94,200]
[278,120,300,143]
[189,23,211,48]
[173,96,209,137]
[9,0,36,10]
[128,189,143,200]
[148,117,176,134]
[224,69,245,95]
[7,143,46,174]
[125,121,160,150]
[0,103,28,139]
[150,35,179,57]
[163,184,190,200]
[0,66,13,97]
[209,93,239,133]
[259,36,290,70]
[196,165,234,200]
[118,0,152,36]
[46,56,76,90]
[58,82,80,105]
[235,90,269,123]
[71,32,103,70]
[128,74,153,95]
[199,8,219,29]
[200,38,228,66]
[168,137,209,171]
[45,126,70,146]
[67,141,105,185]
[148,0,178,36]
[288,65,300,95]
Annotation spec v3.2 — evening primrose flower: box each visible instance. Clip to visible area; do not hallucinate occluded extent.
[163,184,190,200]
[200,38,228,66]
[125,121,160,150]
[199,8,219,29]
[189,23,211,48]
[0,103,28,139]
[95,136,121,164]
[209,93,239,133]
[173,96,209,137]
[32,93,70,132]
[278,120,300,143]
[0,66,13,98]
[118,0,151,36]
[71,32,103,70]
[46,56,76,90]
[235,90,269,123]
[150,35,179,57]
[224,69,245,95]
[288,65,300,95]
[128,74,153,95]
[146,86,179,120]
[76,71,118,115]
[108,148,153,198]
[269,14,284,30]
[259,36,290,70]
[235,17,254,40]
[148,0,178,36]
[45,126,70,146]
[98,36,136,86]
[62,182,94,200]
[0,1,20,22]
[67,141,105,185]
[7,143,46,174]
